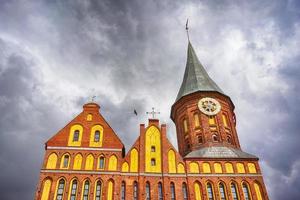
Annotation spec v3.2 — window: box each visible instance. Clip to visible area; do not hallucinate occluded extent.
[231,183,239,200]
[133,181,138,200]
[69,180,78,200]
[99,157,105,169]
[222,113,228,127]
[121,181,126,200]
[207,183,214,200]
[62,155,69,168]
[212,134,218,142]
[55,179,65,200]
[146,182,151,200]
[182,183,188,200]
[82,181,89,200]
[198,135,203,144]
[95,181,102,200]
[73,130,79,141]
[170,182,176,200]
[158,182,163,200]
[242,183,251,200]
[227,136,232,144]
[94,130,100,142]
[151,146,156,152]
[151,158,156,166]
[183,119,188,133]
[219,183,227,200]
[194,113,200,128]
[209,116,216,125]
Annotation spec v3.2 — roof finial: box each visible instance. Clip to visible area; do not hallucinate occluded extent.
[186,18,190,42]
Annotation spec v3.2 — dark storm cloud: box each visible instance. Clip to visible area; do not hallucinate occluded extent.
[0,0,300,200]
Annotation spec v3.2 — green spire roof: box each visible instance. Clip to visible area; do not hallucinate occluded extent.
[176,42,224,101]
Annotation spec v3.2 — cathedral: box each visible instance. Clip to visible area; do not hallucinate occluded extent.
[35,41,269,200]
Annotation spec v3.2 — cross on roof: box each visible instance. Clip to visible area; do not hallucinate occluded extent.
[146,107,160,119]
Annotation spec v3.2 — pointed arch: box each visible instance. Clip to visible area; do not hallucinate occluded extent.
[67,178,78,200]
[98,155,105,170]
[121,162,129,172]
[108,155,118,171]
[54,178,66,200]
[177,163,185,173]
[81,179,90,200]
[94,179,103,200]
[158,182,163,200]
[60,153,71,169]
[41,178,52,200]
[73,153,82,170]
[121,181,126,200]
[107,180,114,200]
[230,181,240,200]
[189,162,199,173]
[168,149,176,173]
[254,182,263,200]
[133,181,138,200]
[170,182,176,200]
[182,182,188,200]
[85,154,94,170]
[145,181,151,200]
[145,126,161,173]
[46,153,57,169]
[242,181,252,200]
[194,181,202,200]
[206,181,215,200]
[218,181,227,200]
[130,148,138,172]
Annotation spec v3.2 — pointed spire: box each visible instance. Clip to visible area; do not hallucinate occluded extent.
[176,42,224,101]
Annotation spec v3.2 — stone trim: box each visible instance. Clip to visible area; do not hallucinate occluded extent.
[47,146,122,152]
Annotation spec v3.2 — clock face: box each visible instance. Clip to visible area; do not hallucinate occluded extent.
[198,97,221,116]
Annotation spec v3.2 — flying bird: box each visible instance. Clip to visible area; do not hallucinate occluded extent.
[134,109,138,116]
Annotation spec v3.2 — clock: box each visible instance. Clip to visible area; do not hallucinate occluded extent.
[198,97,221,116]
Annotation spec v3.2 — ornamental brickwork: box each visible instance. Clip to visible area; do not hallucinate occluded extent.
[35,42,269,200]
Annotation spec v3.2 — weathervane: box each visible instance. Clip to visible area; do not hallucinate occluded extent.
[90,95,97,102]
[146,107,160,119]
[186,18,190,41]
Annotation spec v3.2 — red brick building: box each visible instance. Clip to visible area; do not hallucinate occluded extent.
[35,42,269,200]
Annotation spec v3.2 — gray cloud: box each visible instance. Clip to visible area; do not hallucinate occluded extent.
[0,0,299,199]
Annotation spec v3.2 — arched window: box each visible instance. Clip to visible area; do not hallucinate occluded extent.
[108,155,118,171]
[254,183,263,200]
[46,153,57,169]
[212,134,218,142]
[227,136,232,144]
[107,180,114,200]
[73,130,79,141]
[242,183,251,200]
[94,181,102,200]
[198,135,203,144]
[98,156,105,169]
[170,182,176,200]
[182,183,188,200]
[225,163,234,173]
[55,179,65,200]
[194,182,202,200]
[73,154,82,170]
[60,154,70,169]
[146,182,151,200]
[194,113,200,128]
[94,130,100,142]
[183,119,188,133]
[151,158,156,166]
[121,181,126,200]
[219,183,227,200]
[202,162,211,173]
[231,183,239,200]
[236,163,245,173]
[158,182,163,200]
[214,163,222,173]
[82,180,90,200]
[41,179,52,200]
[85,154,94,170]
[69,179,78,200]
[209,116,216,125]
[133,181,138,200]
[207,183,214,200]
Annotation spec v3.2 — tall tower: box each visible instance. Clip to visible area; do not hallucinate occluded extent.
[172,42,246,157]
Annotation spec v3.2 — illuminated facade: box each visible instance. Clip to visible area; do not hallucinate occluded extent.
[35,42,269,200]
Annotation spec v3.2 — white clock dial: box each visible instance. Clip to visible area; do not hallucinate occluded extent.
[198,97,221,116]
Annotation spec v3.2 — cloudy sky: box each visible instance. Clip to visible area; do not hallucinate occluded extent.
[0,0,299,199]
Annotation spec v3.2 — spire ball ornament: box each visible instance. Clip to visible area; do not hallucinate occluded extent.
[198,97,221,116]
